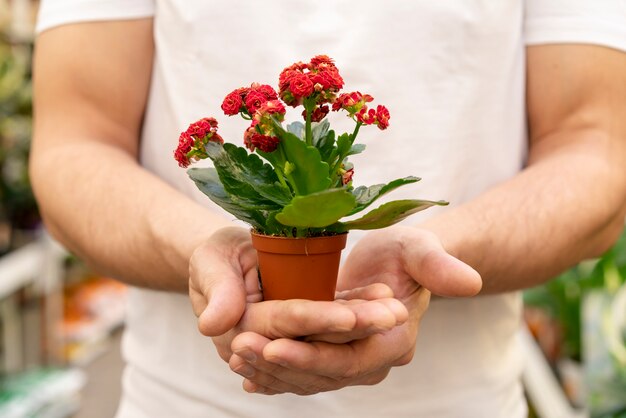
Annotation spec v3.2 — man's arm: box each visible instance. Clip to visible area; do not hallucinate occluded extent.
[232,44,626,394]
[30,21,408,342]
[421,44,626,293]
[31,20,231,291]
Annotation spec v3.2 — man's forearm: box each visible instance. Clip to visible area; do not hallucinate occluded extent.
[30,140,231,291]
[419,129,626,293]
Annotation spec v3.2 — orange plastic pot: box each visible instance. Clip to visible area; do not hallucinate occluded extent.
[250,231,348,301]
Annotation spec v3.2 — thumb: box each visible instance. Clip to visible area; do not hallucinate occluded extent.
[190,229,250,336]
[404,231,482,297]
[197,274,247,336]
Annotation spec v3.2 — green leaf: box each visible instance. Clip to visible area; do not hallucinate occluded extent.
[206,142,291,206]
[264,211,290,236]
[336,199,448,231]
[311,119,330,146]
[276,189,357,228]
[317,130,336,163]
[336,133,352,158]
[348,143,366,157]
[273,125,332,195]
[187,167,267,230]
[287,121,305,140]
[349,176,421,215]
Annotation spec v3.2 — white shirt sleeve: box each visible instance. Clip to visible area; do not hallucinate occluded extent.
[525,0,626,52]
[36,0,155,34]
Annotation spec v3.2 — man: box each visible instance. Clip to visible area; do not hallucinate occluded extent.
[31,1,626,417]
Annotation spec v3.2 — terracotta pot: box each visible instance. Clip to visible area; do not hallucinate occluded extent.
[250,231,348,301]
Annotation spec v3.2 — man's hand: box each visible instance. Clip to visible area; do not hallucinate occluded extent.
[188,227,411,365]
[228,226,481,395]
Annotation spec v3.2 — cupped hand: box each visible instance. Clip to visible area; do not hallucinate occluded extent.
[230,226,481,395]
[188,227,409,364]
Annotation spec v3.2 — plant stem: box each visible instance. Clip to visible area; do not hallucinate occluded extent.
[351,122,362,143]
[274,167,289,189]
[304,99,314,146]
[278,145,300,195]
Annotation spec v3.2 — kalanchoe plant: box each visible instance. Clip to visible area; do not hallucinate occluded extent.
[175,55,446,238]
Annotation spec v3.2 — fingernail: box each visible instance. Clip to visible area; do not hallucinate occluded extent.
[236,350,257,364]
[266,356,288,367]
[235,364,255,378]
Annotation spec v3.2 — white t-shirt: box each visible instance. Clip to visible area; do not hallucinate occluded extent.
[37,2,626,417]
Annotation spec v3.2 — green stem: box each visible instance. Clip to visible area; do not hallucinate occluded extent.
[274,166,289,189]
[278,146,300,195]
[351,122,362,142]
[304,99,314,146]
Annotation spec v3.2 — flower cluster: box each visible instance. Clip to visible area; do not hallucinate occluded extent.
[174,117,223,168]
[279,55,344,121]
[221,83,279,116]
[176,55,391,173]
[333,91,389,130]
[174,55,442,240]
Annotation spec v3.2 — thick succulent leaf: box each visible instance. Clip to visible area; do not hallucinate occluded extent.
[311,119,330,146]
[337,199,448,231]
[287,121,305,140]
[206,142,291,206]
[348,143,366,157]
[336,132,352,158]
[187,167,267,230]
[264,211,291,236]
[317,129,336,163]
[349,176,421,215]
[274,126,331,195]
[276,189,357,228]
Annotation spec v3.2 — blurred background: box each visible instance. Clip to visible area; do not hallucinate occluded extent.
[0,1,624,417]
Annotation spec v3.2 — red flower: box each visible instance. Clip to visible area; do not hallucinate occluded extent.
[304,105,330,123]
[320,68,344,90]
[310,55,336,69]
[251,134,280,153]
[256,99,286,118]
[174,132,194,168]
[174,117,223,167]
[289,73,314,98]
[243,125,257,151]
[332,91,373,114]
[253,83,279,101]
[244,125,280,153]
[254,99,287,133]
[376,105,390,130]
[221,91,243,115]
[342,167,354,185]
[356,107,377,125]
[279,62,308,87]
[245,90,268,114]
[187,117,219,139]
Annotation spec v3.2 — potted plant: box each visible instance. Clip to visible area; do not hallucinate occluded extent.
[174,55,446,301]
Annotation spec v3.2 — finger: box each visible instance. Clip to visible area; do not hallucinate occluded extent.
[236,299,358,339]
[307,298,408,343]
[335,283,394,300]
[230,334,348,395]
[403,230,482,297]
[241,368,391,395]
[231,333,323,395]
[262,328,413,380]
[190,227,251,336]
[231,354,317,396]
[242,380,281,396]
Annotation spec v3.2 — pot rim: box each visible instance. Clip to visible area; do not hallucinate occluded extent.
[250,230,348,255]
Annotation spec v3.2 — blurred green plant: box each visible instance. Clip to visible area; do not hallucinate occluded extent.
[0,34,38,240]
[525,227,626,417]
[524,227,626,361]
